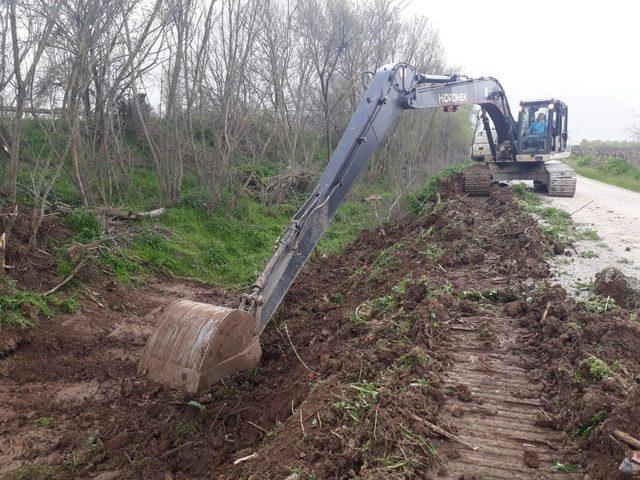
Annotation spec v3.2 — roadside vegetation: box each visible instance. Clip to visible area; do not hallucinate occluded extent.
[512,183,599,245]
[566,155,640,193]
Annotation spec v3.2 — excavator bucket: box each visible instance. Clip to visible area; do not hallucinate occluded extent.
[139,300,261,393]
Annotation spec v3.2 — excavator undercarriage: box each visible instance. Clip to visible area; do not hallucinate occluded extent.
[464,161,577,197]
[139,62,577,393]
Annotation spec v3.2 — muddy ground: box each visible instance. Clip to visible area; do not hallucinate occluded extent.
[1,176,639,479]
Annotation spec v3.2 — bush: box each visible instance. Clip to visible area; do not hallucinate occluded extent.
[601,157,634,176]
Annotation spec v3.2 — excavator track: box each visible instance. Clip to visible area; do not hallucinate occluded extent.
[463,164,492,196]
[544,162,576,197]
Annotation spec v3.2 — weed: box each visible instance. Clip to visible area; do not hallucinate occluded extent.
[175,417,206,444]
[571,370,582,384]
[580,228,600,241]
[551,462,579,473]
[399,346,430,369]
[36,417,54,428]
[579,250,599,259]
[566,155,640,194]
[333,381,379,424]
[618,257,633,265]
[392,277,413,295]
[512,183,543,206]
[187,400,207,411]
[575,411,608,438]
[573,281,594,292]
[581,295,616,313]
[421,243,443,260]
[349,295,399,324]
[330,292,345,304]
[581,356,613,380]
[290,466,317,480]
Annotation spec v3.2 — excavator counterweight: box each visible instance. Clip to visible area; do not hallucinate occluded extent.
[140,62,576,392]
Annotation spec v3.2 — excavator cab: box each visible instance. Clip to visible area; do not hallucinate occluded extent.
[516,99,569,160]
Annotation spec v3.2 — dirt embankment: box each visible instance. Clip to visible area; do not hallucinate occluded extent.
[1,176,638,479]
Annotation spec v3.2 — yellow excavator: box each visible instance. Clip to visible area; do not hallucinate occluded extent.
[139,62,575,392]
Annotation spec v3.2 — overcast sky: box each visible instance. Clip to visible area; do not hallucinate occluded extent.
[411,0,640,142]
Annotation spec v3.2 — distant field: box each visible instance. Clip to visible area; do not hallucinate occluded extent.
[566,155,640,193]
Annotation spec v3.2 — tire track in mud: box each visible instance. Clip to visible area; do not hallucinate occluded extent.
[439,306,580,479]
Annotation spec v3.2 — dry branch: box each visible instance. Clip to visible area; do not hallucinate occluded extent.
[614,430,640,449]
[409,413,478,451]
[44,260,86,296]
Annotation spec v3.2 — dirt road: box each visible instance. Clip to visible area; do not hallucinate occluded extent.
[544,174,640,294]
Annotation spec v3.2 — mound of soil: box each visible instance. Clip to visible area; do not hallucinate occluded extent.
[594,267,640,308]
[1,177,636,479]
[515,282,640,479]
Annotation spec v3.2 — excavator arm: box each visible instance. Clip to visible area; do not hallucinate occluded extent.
[139,62,519,393]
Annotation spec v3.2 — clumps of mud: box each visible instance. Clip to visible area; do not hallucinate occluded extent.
[2,177,595,479]
[594,267,640,309]
[515,277,640,479]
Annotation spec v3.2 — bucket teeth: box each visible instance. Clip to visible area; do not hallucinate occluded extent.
[139,300,261,393]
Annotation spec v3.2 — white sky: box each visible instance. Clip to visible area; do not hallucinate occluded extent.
[411,0,640,142]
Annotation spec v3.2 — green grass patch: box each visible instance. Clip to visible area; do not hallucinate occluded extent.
[581,355,614,380]
[36,417,54,428]
[513,186,600,244]
[566,156,640,193]
[0,288,77,329]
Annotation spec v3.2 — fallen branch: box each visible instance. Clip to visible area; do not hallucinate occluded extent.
[44,260,86,296]
[410,413,478,451]
[54,203,166,221]
[450,325,477,332]
[614,430,640,449]
[233,452,257,465]
[569,199,595,216]
[95,206,166,220]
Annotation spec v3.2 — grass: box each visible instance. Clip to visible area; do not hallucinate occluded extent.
[333,381,379,424]
[112,185,388,287]
[513,184,600,244]
[566,155,640,193]
[36,417,54,428]
[581,295,616,314]
[575,410,608,439]
[581,355,614,379]
[551,462,579,473]
[0,286,77,329]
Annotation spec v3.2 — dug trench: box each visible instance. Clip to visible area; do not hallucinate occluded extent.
[1,175,639,479]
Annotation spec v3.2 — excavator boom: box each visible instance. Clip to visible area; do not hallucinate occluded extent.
[139,62,574,392]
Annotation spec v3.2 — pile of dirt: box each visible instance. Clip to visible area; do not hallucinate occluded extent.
[1,176,636,479]
[510,280,640,478]
[594,267,640,309]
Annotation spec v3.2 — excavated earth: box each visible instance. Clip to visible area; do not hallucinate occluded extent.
[1,176,639,479]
